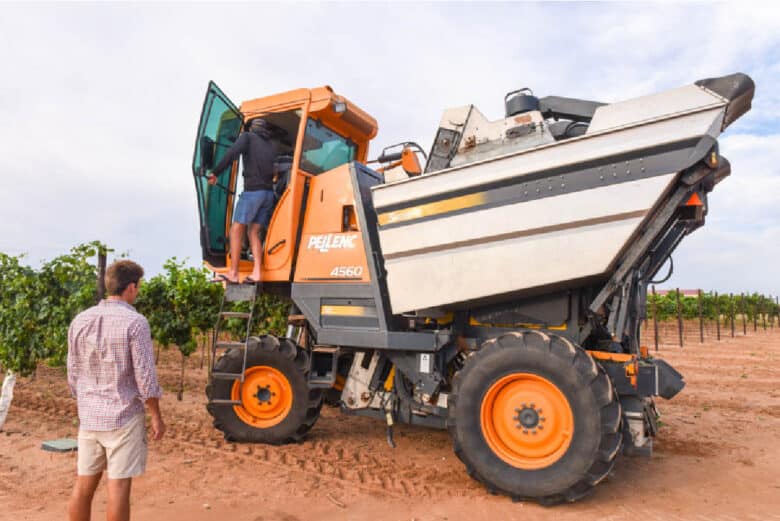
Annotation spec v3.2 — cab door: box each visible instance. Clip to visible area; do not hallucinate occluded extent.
[192,81,243,267]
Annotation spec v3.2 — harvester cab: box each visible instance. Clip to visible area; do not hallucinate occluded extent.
[192,73,755,504]
[192,82,377,277]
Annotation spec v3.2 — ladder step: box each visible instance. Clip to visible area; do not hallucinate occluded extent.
[209,399,242,405]
[224,284,257,302]
[215,341,247,349]
[211,372,243,380]
[288,314,306,326]
[308,376,337,389]
[308,346,340,388]
[220,312,251,318]
[312,345,339,354]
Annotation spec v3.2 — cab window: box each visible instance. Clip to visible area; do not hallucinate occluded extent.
[300,118,356,174]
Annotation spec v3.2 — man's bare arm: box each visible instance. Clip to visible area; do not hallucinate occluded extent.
[129,317,165,440]
[145,397,165,441]
[66,322,78,398]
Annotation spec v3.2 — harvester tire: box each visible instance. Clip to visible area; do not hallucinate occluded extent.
[447,331,622,505]
[206,335,322,444]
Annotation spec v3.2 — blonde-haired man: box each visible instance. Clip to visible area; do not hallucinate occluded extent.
[67,260,164,521]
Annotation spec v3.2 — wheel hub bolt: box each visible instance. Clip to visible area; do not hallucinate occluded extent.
[255,386,272,404]
[514,406,541,430]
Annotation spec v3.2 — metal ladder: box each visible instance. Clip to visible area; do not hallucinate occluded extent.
[208,283,258,406]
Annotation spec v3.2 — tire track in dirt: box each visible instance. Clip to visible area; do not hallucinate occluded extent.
[674,365,780,379]
[671,376,780,394]
[18,334,780,507]
[672,393,780,417]
[9,388,473,500]
[653,436,723,457]
[661,350,780,362]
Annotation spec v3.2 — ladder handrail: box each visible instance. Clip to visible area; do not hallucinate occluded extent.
[208,283,258,389]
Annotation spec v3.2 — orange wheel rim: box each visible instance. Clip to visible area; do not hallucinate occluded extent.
[480,373,574,470]
[231,366,293,428]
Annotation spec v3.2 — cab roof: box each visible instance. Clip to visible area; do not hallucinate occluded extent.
[240,86,378,141]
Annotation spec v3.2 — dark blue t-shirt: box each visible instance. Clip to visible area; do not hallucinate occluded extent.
[213,131,276,192]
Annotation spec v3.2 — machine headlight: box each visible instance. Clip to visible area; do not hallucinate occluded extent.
[332,101,347,114]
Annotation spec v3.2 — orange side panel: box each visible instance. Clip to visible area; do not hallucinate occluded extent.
[295,235,370,282]
[294,165,371,283]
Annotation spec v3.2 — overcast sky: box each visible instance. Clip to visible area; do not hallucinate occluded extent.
[1,3,778,295]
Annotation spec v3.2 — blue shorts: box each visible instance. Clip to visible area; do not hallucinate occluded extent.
[233,189,275,226]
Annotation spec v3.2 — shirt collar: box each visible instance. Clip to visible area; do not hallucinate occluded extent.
[101,299,136,312]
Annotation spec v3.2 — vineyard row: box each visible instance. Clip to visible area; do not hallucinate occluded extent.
[2,244,778,378]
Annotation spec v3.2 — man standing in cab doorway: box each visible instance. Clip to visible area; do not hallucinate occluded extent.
[208,117,277,284]
[67,260,165,521]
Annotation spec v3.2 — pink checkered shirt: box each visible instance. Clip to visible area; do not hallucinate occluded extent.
[67,299,162,431]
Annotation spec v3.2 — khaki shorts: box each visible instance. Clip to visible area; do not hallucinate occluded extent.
[77,413,147,479]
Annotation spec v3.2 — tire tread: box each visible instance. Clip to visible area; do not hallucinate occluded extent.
[206,336,322,445]
[447,331,622,505]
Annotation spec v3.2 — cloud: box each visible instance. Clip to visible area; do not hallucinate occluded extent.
[673,224,780,296]
[0,3,777,299]
[670,131,780,295]
[713,133,780,225]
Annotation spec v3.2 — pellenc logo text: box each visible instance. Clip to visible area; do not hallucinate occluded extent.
[307,234,358,253]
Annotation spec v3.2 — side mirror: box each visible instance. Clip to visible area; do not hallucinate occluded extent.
[200,136,215,170]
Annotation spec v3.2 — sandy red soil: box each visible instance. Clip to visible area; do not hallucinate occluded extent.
[2,329,780,521]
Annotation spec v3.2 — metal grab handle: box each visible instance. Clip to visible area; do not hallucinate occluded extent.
[504,87,534,102]
[197,169,236,195]
[267,239,286,255]
[371,141,428,164]
[377,151,403,163]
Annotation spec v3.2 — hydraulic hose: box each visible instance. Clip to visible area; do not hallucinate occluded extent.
[649,256,674,284]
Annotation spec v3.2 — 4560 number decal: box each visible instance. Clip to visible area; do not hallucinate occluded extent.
[330,266,364,278]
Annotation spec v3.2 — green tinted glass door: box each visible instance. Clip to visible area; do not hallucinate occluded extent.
[192,81,243,266]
